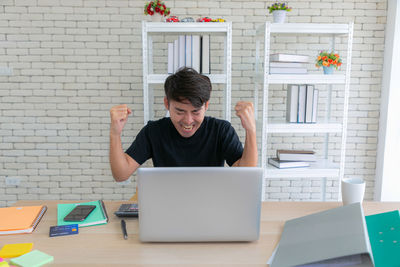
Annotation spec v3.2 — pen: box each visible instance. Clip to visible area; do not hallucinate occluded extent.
[121,219,128,240]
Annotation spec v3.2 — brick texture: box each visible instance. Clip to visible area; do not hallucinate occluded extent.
[0,0,386,206]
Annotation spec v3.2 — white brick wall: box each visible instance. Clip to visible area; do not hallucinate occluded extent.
[0,0,386,206]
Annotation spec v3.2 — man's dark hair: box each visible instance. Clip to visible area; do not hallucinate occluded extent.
[164,67,212,108]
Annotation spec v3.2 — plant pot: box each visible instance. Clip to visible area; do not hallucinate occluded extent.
[272,10,287,23]
[323,66,335,75]
[151,13,164,22]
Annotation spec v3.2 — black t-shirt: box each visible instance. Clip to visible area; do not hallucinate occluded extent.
[125,116,243,167]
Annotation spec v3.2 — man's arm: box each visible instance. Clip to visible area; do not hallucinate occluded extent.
[232,101,258,167]
[109,104,140,181]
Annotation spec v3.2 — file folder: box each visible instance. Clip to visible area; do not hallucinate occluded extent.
[365,210,400,267]
[270,203,374,267]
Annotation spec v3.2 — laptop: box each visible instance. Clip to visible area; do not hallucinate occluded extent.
[137,167,263,242]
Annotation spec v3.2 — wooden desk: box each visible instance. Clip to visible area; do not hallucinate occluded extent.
[2,201,399,266]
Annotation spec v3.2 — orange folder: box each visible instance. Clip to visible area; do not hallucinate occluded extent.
[0,206,47,235]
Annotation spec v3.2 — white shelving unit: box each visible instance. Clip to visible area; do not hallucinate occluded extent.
[142,21,232,124]
[255,22,354,201]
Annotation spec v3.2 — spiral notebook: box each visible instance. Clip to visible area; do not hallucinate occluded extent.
[0,205,47,235]
[57,200,108,227]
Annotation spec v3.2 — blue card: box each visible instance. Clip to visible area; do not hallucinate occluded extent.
[49,224,79,237]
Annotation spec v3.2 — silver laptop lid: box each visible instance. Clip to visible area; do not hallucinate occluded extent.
[138,167,263,242]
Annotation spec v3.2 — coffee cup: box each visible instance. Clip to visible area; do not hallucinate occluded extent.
[341,177,365,205]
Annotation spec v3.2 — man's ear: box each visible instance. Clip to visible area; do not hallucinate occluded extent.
[204,101,209,111]
[164,97,169,110]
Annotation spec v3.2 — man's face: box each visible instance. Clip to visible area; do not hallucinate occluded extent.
[164,97,209,138]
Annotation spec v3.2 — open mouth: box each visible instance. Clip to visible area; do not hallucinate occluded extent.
[182,125,194,132]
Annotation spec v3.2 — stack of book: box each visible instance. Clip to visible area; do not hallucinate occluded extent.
[268,150,316,169]
[269,53,308,74]
[167,35,210,74]
[286,84,319,123]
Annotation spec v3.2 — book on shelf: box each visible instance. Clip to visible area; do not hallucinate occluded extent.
[185,35,192,67]
[192,35,201,73]
[167,35,208,74]
[57,200,109,228]
[268,158,310,169]
[286,84,299,123]
[312,88,319,123]
[178,35,185,69]
[201,35,210,74]
[269,62,305,68]
[0,205,47,235]
[167,42,174,74]
[173,39,178,72]
[269,67,307,74]
[286,84,319,124]
[297,84,307,123]
[270,53,309,63]
[305,85,314,123]
[277,150,316,162]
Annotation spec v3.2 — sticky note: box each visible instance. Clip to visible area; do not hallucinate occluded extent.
[10,250,53,267]
[0,243,33,258]
[0,258,9,267]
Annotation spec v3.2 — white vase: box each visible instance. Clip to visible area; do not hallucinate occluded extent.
[151,13,164,22]
[272,10,287,23]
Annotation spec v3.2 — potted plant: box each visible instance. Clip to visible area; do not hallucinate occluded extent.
[267,2,292,23]
[315,51,342,74]
[144,0,171,22]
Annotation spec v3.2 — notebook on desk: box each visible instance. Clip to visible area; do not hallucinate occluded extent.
[137,167,263,242]
[0,205,47,235]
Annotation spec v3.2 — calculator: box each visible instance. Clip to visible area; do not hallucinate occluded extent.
[114,203,139,217]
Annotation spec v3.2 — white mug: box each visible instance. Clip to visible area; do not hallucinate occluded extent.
[341,178,365,206]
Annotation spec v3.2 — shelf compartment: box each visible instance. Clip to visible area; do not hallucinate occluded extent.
[144,22,230,33]
[266,74,345,84]
[265,159,339,178]
[147,74,227,84]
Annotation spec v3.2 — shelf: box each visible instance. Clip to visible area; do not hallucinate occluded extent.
[265,159,339,178]
[144,22,230,33]
[257,23,350,35]
[147,74,227,84]
[255,22,354,201]
[266,122,342,133]
[256,120,342,133]
[266,74,346,84]
[142,21,232,123]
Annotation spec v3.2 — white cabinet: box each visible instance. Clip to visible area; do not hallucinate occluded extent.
[254,22,354,201]
[142,21,232,123]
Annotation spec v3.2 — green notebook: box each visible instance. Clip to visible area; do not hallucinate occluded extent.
[57,200,109,227]
[10,250,53,267]
[365,210,400,267]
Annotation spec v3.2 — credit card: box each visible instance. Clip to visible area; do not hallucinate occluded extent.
[49,224,79,237]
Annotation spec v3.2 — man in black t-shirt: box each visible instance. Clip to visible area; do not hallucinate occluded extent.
[109,68,257,182]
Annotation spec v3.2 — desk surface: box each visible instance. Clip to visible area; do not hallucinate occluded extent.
[2,201,399,266]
